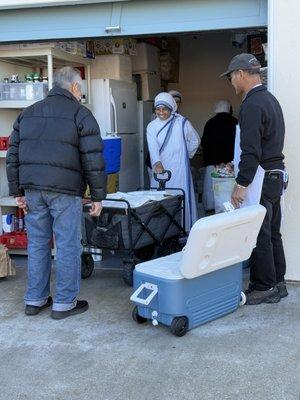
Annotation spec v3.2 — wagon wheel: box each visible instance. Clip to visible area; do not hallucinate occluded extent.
[122,261,135,286]
[81,253,94,279]
[134,244,155,262]
[158,238,182,257]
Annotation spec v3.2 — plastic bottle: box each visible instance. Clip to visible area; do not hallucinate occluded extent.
[15,208,24,231]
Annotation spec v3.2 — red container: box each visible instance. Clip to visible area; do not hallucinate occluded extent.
[0,232,28,249]
[0,136,9,151]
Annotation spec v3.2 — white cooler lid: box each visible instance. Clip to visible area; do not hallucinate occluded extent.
[180,205,266,279]
[135,252,183,280]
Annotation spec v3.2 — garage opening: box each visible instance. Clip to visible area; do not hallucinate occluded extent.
[0,27,268,254]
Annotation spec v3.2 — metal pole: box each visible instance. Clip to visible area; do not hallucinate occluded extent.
[47,54,53,90]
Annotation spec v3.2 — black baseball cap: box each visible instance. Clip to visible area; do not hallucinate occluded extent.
[220,53,261,77]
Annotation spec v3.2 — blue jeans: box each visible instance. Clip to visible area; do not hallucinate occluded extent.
[24,190,82,311]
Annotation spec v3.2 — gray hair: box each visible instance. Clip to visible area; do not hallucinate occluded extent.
[53,66,82,90]
[213,100,231,114]
[244,68,261,76]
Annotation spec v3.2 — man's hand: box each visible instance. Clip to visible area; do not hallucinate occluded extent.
[89,201,102,217]
[15,196,27,213]
[153,161,164,174]
[231,185,247,208]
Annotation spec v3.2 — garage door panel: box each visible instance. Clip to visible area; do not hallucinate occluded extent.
[0,3,112,41]
[0,0,267,42]
[120,0,267,35]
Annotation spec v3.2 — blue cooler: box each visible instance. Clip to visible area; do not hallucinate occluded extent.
[130,205,266,336]
[102,136,121,174]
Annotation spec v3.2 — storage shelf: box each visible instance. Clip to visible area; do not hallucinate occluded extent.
[0,150,7,157]
[8,248,56,256]
[0,196,17,207]
[0,100,37,109]
[0,47,91,68]
[8,248,27,255]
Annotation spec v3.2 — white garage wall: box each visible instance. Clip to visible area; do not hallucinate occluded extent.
[168,31,246,136]
[269,0,300,281]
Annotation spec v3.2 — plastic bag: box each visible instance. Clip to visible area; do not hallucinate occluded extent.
[212,177,235,213]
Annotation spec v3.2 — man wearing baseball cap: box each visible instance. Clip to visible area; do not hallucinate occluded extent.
[221,53,287,305]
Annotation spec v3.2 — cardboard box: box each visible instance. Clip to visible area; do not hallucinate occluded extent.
[140,71,161,101]
[132,43,160,74]
[19,41,86,57]
[64,41,86,57]
[93,38,137,56]
[91,55,132,82]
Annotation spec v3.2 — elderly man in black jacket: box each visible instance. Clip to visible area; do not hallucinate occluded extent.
[221,53,287,305]
[6,66,107,319]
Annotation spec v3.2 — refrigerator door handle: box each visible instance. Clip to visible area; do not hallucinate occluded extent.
[110,88,118,134]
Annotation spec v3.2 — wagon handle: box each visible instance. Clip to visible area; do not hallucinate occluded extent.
[153,170,172,191]
[130,282,158,306]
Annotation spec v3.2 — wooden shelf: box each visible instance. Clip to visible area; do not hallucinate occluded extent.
[0,196,16,207]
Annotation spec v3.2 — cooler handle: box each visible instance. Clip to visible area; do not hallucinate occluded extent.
[130,282,158,306]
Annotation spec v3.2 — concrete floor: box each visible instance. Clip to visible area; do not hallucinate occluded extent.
[0,258,299,400]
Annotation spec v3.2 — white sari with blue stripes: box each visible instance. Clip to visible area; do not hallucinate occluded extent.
[146,113,200,231]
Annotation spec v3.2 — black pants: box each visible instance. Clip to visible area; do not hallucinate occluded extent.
[249,174,286,290]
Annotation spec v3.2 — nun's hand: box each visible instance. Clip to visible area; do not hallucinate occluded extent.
[154,162,164,174]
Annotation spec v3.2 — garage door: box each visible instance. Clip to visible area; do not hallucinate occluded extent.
[0,0,267,42]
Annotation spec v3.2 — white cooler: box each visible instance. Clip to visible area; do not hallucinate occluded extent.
[130,205,266,336]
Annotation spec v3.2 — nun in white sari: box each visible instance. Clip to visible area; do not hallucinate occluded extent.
[146,92,200,231]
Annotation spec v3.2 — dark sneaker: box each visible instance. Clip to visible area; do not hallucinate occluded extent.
[245,287,281,305]
[25,296,53,316]
[51,300,89,320]
[277,281,288,298]
[245,283,256,295]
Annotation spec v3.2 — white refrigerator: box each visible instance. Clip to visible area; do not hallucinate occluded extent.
[91,78,140,192]
[137,100,154,188]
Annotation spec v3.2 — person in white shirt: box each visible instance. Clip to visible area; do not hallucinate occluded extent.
[146,92,200,231]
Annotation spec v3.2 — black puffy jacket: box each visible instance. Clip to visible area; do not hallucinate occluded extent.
[6,87,106,201]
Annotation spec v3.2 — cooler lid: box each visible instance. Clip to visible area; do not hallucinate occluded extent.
[180,205,266,279]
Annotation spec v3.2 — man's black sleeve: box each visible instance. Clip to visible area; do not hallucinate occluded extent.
[76,108,107,202]
[6,114,24,197]
[236,103,263,187]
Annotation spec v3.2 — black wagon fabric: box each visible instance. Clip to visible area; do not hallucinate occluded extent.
[83,196,182,250]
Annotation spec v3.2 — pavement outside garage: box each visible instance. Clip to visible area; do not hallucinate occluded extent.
[0,257,299,400]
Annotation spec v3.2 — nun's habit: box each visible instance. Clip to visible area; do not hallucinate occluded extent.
[146,92,200,231]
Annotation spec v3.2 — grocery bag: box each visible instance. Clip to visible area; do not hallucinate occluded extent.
[0,244,16,278]
[212,177,235,213]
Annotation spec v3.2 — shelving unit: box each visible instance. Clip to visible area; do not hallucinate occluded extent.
[0,46,92,104]
[0,46,92,255]
[0,100,37,109]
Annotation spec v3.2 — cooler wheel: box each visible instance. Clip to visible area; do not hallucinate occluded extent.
[132,306,147,324]
[170,316,189,337]
[240,291,247,306]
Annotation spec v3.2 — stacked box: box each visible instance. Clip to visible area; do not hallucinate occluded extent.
[91,55,132,82]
